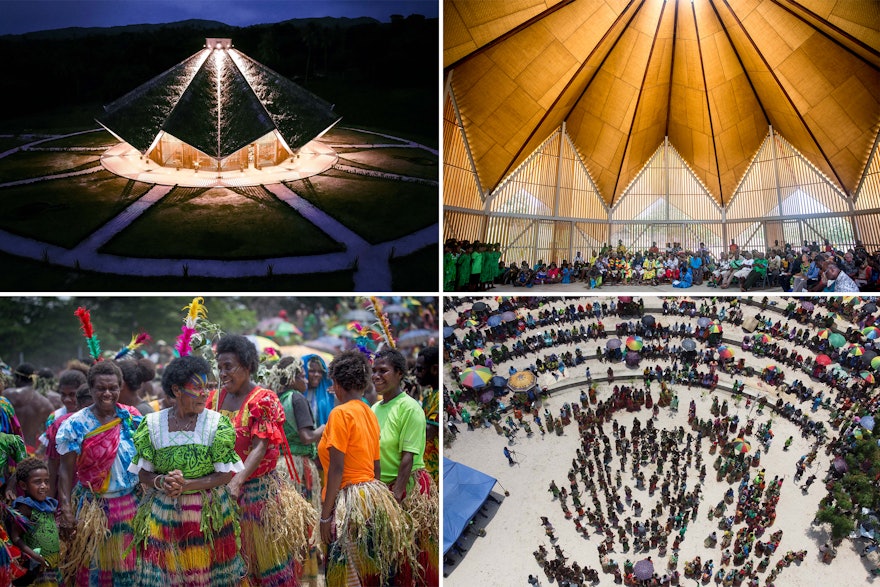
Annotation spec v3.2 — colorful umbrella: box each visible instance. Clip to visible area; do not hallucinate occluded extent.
[753,333,772,344]
[626,336,644,351]
[472,349,484,358]
[507,370,538,393]
[863,327,880,340]
[765,365,778,372]
[872,356,880,370]
[729,438,750,454]
[708,324,722,334]
[817,329,831,339]
[861,372,876,384]
[850,345,867,357]
[459,366,493,388]
[464,318,479,327]
[717,346,734,360]
[815,354,833,366]
[244,335,282,353]
[829,332,847,348]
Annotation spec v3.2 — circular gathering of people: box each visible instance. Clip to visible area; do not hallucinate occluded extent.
[443,238,876,291]
[444,295,880,585]
[0,303,440,587]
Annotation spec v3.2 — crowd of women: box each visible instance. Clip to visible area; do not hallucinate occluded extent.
[0,310,440,587]
[444,295,880,584]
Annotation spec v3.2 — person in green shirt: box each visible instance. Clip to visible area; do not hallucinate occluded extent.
[470,242,484,290]
[741,251,769,291]
[456,243,472,291]
[371,349,438,586]
[443,242,457,291]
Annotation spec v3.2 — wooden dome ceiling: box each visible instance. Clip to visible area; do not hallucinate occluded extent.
[445,0,880,206]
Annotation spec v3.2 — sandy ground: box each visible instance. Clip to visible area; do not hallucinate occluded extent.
[443,296,877,587]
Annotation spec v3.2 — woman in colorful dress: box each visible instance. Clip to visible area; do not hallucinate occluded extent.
[303,354,335,428]
[371,349,439,587]
[268,356,325,587]
[319,351,417,587]
[208,335,314,587]
[128,355,246,587]
[56,360,142,587]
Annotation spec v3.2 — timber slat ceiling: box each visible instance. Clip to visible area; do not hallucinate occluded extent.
[446,0,880,206]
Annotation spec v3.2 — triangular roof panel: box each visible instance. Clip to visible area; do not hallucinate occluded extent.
[98,39,339,160]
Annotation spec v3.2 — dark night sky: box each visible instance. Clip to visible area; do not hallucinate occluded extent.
[0,0,438,35]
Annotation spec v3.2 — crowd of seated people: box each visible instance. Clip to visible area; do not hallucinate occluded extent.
[444,237,879,291]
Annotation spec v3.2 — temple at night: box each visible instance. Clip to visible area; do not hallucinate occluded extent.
[98,38,340,171]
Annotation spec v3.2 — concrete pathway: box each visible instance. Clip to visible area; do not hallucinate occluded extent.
[72,185,173,252]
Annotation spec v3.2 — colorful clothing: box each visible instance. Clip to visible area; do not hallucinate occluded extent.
[40,406,68,447]
[371,393,425,492]
[128,409,245,587]
[318,400,380,500]
[277,390,321,587]
[11,496,60,587]
[0,433,26,485]
[55,404,141,587]
[0,396,22,437]
[372,394,436,587]
[319,401,416,587]
[301,355,335,427]
[208,387,305,587]
[421,389,439,483]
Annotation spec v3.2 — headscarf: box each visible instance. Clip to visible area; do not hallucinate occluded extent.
[302,354,335,427]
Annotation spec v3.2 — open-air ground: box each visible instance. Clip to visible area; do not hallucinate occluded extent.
[0,126,437,290]
[444,296,876,587]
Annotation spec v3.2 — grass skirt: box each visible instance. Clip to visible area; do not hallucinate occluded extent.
[398,469,439,587]
[131,487,246,587]
[276,455,322,587]
[239,472,318,587]
[60,488,137,587]
[326,480,418,587]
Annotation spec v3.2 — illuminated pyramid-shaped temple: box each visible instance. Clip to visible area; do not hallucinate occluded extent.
[98,38,341,171]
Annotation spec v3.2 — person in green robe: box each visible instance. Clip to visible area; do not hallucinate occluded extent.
[456,243,472,290]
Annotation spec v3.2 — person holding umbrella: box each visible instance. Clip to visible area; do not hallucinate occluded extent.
[503,446,515,466]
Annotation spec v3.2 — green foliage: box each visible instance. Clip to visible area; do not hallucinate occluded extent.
[816,435,880,541]
[816,507,856,541]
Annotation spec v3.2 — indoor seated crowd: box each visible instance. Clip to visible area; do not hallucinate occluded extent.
[444,238,876,292]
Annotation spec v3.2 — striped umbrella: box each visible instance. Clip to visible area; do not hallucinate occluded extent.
[765,365,778,372]
[850,345,867,357]
[863,326,880,340]
[464,318,479,327]
[718,346,734,360]
[753,333,773,344]
[872,356,880,370]
[472,349,484,358]
[459,366,493,388]
[729,438,750,454]
[817,329,831,339]
[626,336,644,351]
[861,371,876,384]
[708,324,722,334]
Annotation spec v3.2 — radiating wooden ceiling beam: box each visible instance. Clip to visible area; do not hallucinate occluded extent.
[664,0,680,138]
[713,0,850,196]
[692,0,726,205]
[771,0,880,70]
[611,0,671,205]
[493,0,644,193]
[444,0,577,72]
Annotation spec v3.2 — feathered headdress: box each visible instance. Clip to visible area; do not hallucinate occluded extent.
[74,307,102,361]
[114,332,151,360]
[367,296,396,349]
[175,297,208,358]
[347,321,383,358]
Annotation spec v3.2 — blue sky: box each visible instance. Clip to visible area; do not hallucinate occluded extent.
[0,0,438,35]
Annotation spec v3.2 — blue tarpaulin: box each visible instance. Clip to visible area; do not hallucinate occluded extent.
[443,458,498,554]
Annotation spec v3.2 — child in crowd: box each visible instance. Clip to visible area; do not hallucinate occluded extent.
[8,457,60,587]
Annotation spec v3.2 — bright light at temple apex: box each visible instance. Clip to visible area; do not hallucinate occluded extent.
[216,42,222,49]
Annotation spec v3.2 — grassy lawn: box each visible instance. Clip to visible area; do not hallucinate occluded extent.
[0,151,100,183]
[335,147,438,181]
[321,127,408,146]
[102,187,346,260]
[38,130,118,148]
[287,169,437,244]
[0,136,35,151]
[0,251,355,291]
[390,244,438,291]
[0,171,142,248]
